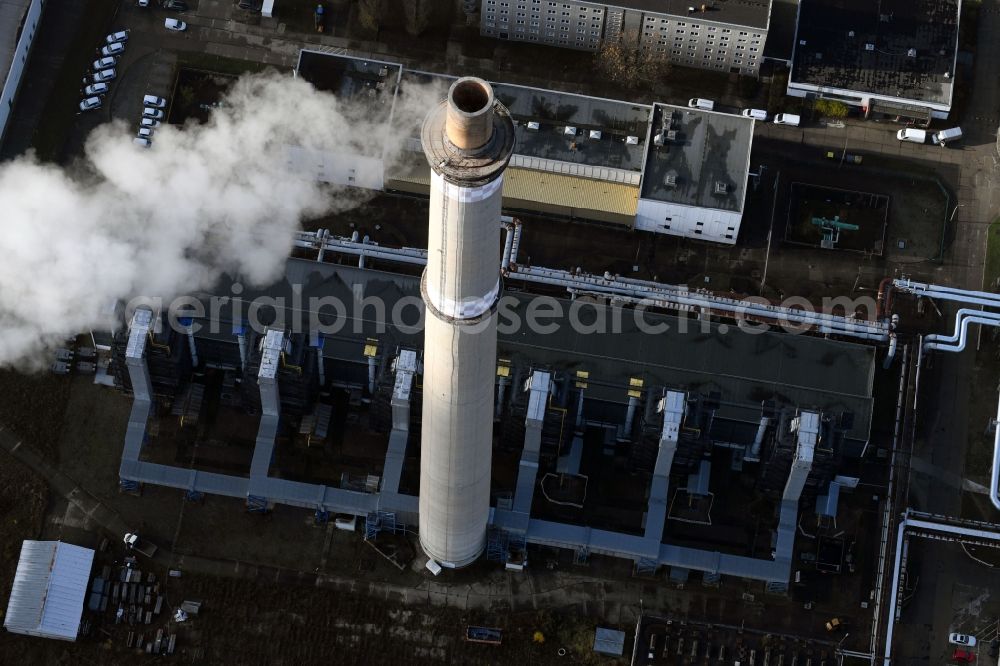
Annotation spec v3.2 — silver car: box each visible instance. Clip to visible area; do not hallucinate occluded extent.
[79,96,102,112]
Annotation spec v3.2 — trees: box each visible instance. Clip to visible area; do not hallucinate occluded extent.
[813,98,849,118]
[357,0,386,32]
[594,31,671,90]
[403,0,438,36]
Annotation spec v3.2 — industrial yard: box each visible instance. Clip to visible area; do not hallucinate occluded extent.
[1,0,999,663]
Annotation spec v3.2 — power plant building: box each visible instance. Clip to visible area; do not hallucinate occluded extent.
[98,57,887,585]
[295,50,754,244]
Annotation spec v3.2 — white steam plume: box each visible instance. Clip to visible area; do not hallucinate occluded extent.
[0,71,444,366]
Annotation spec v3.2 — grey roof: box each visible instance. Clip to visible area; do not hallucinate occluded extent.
[295,50,400,127]
[4,541,95,641]
[192,260,876,442]
[400,71,651,175]
[610,0,772,30]
[493,82,651,173]
[640,103,754,212]
[0,0,30,93]
[790,0,959,106]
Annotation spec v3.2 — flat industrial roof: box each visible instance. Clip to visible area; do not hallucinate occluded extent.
[400,70,650,175]
[296,50,401,126]
[640,103,753,212]
[0,0,30,92]
[494,82,650,173]
[610,0,771,30]
[790,0,959,106]
[197,260,875,442]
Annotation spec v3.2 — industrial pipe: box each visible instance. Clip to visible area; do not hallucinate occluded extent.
[992,392,1000,512]
[495,375,509,420]
[922,314,1000,352]
[923,308,1000,345]
[295,230,888,341]
[623,396,639,440]
[235,324,247,371]
[893,279,1000,309]
[883,314,900,370]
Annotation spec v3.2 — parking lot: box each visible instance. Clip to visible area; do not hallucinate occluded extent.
[635,616,839,666]
[891,538,1000,666]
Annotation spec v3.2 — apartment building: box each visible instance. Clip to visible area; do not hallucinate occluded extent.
[479,0,772,77]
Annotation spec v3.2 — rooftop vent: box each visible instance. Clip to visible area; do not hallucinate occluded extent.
[714,181,728,195]
[564,126,577,136]
[527,121,540,130]
[654,131,666,146]
[626,135,639,145]
[589,129,602,140]
[907,48,917,57]
[864,43,875,51]
[665,174,678,187]
[666,129,678,141]
[848,30,854,37]
[799,39,807,46]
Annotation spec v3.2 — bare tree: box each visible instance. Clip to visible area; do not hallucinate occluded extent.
[357,0,387,32]
[403,0,441,36]
[594,31,671,90]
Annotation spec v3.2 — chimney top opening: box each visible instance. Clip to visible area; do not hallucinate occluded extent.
[450,78,492,115]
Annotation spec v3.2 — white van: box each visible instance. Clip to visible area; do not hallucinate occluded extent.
[688,98,715,111]
[773,113,800,126]
[897,128,927,144]
[931,127,963,146]
[741,108,768,121]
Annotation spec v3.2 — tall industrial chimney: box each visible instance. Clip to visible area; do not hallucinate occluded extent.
[418,77,515,567]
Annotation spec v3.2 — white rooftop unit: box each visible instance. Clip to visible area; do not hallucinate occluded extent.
[626,135,639,145]
[261,0,275,17]
[589,130,602,140]
[4,541,95,641]
[526,121,540,130]
[563,126,577,136]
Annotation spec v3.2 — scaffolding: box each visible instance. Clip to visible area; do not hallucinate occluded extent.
[487,528,508,562]
[364,510,399,540]
[246,495,269,513]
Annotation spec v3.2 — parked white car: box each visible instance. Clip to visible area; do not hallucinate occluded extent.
[79,96,103,111]
[950,634,977,647]
[83,82,109,96]
[142,107,165,120]
[164,18,187,31]
[137,127,154,139]
[133,137,151,148]
[92,56,116,70]
[101,42,125,57]
[106,30,129,44]
[91,68,116,83]
[143,94,168,108]
[741,108,768,121]
[140,117,161,129]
